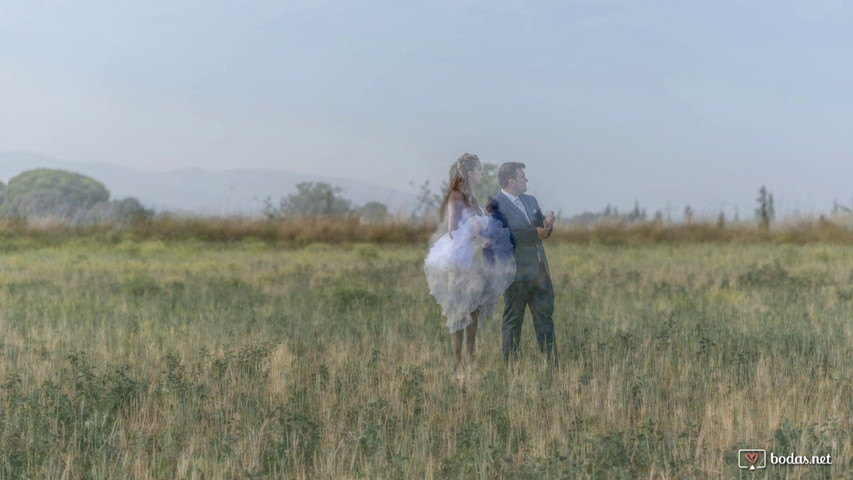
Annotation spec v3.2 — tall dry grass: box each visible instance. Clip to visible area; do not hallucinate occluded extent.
[0,216,434,246]
[0,237,851,478]
[5,215,853,248]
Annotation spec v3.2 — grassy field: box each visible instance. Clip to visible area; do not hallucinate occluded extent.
[1,236,851,478]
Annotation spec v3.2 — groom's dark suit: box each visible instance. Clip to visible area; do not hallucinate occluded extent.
[489,190,556,360]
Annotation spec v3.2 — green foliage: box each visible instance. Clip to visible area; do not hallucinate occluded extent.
[87,197,153,225]
[0,169,150,225]
[737,262,796,289]
[756,185,775,230]
[2,168,109,216]
[409,179,441,221]
[358,201,389,223]
[264,182,352,219]
[472,162,499,205]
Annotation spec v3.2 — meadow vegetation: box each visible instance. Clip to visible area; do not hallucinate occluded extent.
[1,219,852,478]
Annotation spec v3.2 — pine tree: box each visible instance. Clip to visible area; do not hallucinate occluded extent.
[756,186,771,231]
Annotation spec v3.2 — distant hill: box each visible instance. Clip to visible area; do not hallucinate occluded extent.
[0,152,418,216]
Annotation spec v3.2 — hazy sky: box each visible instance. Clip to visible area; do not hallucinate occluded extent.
[2,0,853,217]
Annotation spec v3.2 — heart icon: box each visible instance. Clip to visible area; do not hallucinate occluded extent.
[745,452,759,464]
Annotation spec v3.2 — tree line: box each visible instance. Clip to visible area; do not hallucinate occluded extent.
[266,165,787,231]
[261,182,392,224]
[1,166,786,231]
[263,164,503,224]
[0,169,151,225]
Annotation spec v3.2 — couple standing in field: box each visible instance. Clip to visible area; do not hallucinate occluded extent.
[424,154,557,374]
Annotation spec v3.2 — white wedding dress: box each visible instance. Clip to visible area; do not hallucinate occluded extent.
[424,208,516,332]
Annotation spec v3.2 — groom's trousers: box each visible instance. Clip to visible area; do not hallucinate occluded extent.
[502,262,556,360]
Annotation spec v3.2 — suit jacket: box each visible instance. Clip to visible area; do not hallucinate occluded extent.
[488,191,552,282]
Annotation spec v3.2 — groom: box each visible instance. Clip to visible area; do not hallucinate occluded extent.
[488,162,557,362]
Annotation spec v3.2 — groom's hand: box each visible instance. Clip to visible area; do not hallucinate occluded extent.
[537,227,549,239]
[543,211,556,229]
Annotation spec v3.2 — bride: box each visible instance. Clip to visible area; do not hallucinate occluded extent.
[424,153,516,371]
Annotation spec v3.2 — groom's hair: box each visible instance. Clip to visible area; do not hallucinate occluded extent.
[498,162,526,188]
